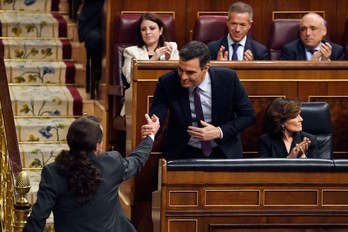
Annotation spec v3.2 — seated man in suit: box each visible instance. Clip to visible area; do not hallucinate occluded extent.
[281,12,344,61]
[143,41,256,160]
[208,1,269,61]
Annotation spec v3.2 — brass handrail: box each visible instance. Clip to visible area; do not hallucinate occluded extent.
[0,105,15,232]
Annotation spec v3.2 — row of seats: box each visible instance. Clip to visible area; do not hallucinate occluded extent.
[112,14,348,88]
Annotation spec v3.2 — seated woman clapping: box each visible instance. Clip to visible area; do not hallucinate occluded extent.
[258,98,319,158]
[122,12,179,83]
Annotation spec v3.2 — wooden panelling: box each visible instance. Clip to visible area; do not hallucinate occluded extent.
[157,160,348,231]
[210,224,348,232]
[168,219,197,232]
[205,189,260,206]
[323,190,348,206]
[168,190,198,207]
[264,190,318,206]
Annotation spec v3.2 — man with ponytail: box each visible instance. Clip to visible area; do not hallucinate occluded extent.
[24,114,159,232]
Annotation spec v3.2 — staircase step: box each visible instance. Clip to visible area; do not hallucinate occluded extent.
[71,41,86,65]
[10,85,77,117]
[15,117,75,142]
[5,60,76,84]
[20,143,69,168]
[0,11,65,38]
[1,38,71,60]
[67,20,79,41]
[58,0,69,14]
[74,62,85,87]
[0,0,53,12]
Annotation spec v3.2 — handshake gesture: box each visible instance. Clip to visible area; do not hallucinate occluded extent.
[287,137,311,159]
[141,114,160,138]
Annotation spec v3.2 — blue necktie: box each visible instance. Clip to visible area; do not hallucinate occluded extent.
[231,43,240,60]
[193,87,212,157]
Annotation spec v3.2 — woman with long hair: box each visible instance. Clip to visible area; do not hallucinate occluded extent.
[24,114,159,231]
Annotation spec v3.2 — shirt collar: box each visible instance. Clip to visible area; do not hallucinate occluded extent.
[189,71,211,93]
[305,43,321,53]
[227,33,247,48]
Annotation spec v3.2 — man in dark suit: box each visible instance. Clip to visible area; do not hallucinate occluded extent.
[281,13,344,61]
[208,1,268,61]
[146,41,256,160]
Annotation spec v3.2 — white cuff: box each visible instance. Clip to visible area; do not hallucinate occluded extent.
[217,127,223,139]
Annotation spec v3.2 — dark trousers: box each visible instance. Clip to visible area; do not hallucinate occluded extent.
[180,145,226,159]
[84,29,102,99]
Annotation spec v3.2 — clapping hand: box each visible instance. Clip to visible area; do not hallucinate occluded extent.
[287,137,311,158]
[243,49,254,61]
[217,45,228,61]
[152,43,173,60]
[312,42,332,61]
[141,114,160,138]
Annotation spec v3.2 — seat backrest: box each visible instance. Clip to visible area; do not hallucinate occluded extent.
[344,18,348,60]
[192,14,253,44]
[300,102,333,159]
[268,19,300,60]
[192,15,228,44]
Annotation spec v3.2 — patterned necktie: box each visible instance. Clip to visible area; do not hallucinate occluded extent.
[193,87,212,157]
[231,43,240,60]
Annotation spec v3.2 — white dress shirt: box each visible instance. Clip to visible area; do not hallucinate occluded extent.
[305,44,321,61]
[227,34,247,61]
[187,72,222,149]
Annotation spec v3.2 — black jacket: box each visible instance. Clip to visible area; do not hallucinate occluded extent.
[208,36,269,60]
[150,67,256,160]
[280,39,344,60]
[24,136,153,232]
[258,131,320,158]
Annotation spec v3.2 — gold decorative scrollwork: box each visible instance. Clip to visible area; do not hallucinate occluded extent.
[0,103,15,232]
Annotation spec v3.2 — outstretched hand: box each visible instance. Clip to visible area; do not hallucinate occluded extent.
[141,114,160,139]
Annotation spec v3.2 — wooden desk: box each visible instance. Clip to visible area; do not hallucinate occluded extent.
[154,159,348,232]
[127,61,348,231]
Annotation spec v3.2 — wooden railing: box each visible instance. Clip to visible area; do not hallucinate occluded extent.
[154,158,348,231]
[0,52,23,231]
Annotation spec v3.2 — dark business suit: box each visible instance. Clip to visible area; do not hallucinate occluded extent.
[280,39,344,60]
[150,67,256,160]
[208,36,269,60]
[258,132,319,158]
[23,136,153,232]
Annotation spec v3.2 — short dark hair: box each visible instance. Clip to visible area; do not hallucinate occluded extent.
[136,13,168,48]
[228,1,253,21]
[179,41,211,69]
[67,116,103,152]
[264,98,301,138]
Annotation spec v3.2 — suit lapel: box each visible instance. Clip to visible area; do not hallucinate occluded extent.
[221,36,229,58]
[210,68,222,124]
[298,40,307,60]
[244,36,252,54]
[178,82,192,124]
